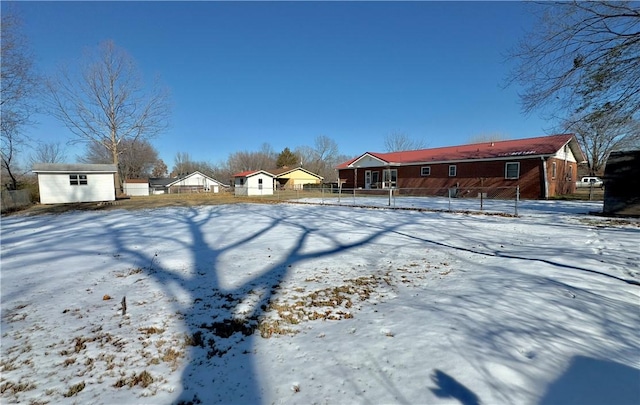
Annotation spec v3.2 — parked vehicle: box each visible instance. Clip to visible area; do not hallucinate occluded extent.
[576,176,603,188]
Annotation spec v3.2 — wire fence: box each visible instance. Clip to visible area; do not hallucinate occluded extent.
[240,185,522,216]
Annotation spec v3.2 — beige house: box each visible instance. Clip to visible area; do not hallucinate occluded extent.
[270,167,324,190]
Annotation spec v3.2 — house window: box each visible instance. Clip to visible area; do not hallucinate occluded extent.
[382,169,397,188]
[448,165,457,177]
[421,166,431,176]
[552,162,557,179]
[69,174,88,186]
[505,162,520,179]
[258,178,263,190]
[567,165,572,180]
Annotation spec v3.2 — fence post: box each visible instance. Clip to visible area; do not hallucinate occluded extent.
[515,185,520,216]
[480,188,484,211]
[448,188,452,211]
[388,188,392,206]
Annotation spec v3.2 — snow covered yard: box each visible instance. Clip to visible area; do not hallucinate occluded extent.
[1,200,639,405]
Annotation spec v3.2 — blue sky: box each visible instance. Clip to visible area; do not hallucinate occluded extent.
[11,1,553,168]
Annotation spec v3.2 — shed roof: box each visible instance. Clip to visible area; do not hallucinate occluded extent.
[32,163,118,173]
[233,170,275,178]
[337,134,586,168]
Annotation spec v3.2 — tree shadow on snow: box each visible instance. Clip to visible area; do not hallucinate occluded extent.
[103,204,408,404]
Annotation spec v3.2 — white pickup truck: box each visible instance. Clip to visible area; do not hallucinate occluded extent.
[576,176,603,188]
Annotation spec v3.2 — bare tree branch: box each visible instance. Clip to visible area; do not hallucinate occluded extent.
[564,110,639,174]
[383,131,428,152]
[1,10,39,189]
[46,40,171,191]
[507,1,640,119]
[29,142,68,166]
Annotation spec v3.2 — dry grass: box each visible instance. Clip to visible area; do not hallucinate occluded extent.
[8,191,321,216]
[257,275,382,338]
[62,381,85,397]
[0,380,36,394]
[139,326,165,335]
[114,370,154,389]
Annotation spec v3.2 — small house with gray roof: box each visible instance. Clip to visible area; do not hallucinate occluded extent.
[32,163,118,204]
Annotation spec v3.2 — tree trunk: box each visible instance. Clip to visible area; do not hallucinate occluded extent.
[112,144,121,195]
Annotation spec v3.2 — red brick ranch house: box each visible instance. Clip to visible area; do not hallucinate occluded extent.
[336,134,586,199]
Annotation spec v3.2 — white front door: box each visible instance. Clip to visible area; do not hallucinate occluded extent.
[365,170,372,189]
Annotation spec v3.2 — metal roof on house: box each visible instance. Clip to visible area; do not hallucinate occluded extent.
[32,163,118,173]
[337,134,586,168]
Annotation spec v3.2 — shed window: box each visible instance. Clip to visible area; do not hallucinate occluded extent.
[258,178,263,190]
[421,166,431,176]
[505,162,520,179]
[552,162,557,179]
[448,165,457,177]
[70,174,88,186]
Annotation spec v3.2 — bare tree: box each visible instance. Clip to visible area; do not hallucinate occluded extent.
[508,1,640,119]
[1,11,39,189]
[82,139,159,180]
[226,143,277,174]
[152,159,168,178]
[79,141,111,164]
[565,109,640,174]
[47,40,170,191]
[171,152,218,179]
[172,152,194,176]
[118,140,159,180]
[383,132,427,152]
[295,135,341,180]
[29,142,67,165]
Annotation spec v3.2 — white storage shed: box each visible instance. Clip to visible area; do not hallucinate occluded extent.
[233,170,275,196]
[33,163,117,204]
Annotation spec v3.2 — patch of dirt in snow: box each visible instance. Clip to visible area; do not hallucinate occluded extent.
[0,267,187,404]
[258,260,442,338]
[1,252,445,404]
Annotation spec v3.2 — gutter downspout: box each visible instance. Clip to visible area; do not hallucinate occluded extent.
[541,156,549,199]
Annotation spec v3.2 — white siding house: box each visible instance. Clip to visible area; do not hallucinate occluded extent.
[233,170,275,196]
[148,171,227,194]
[33,164,117,204]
